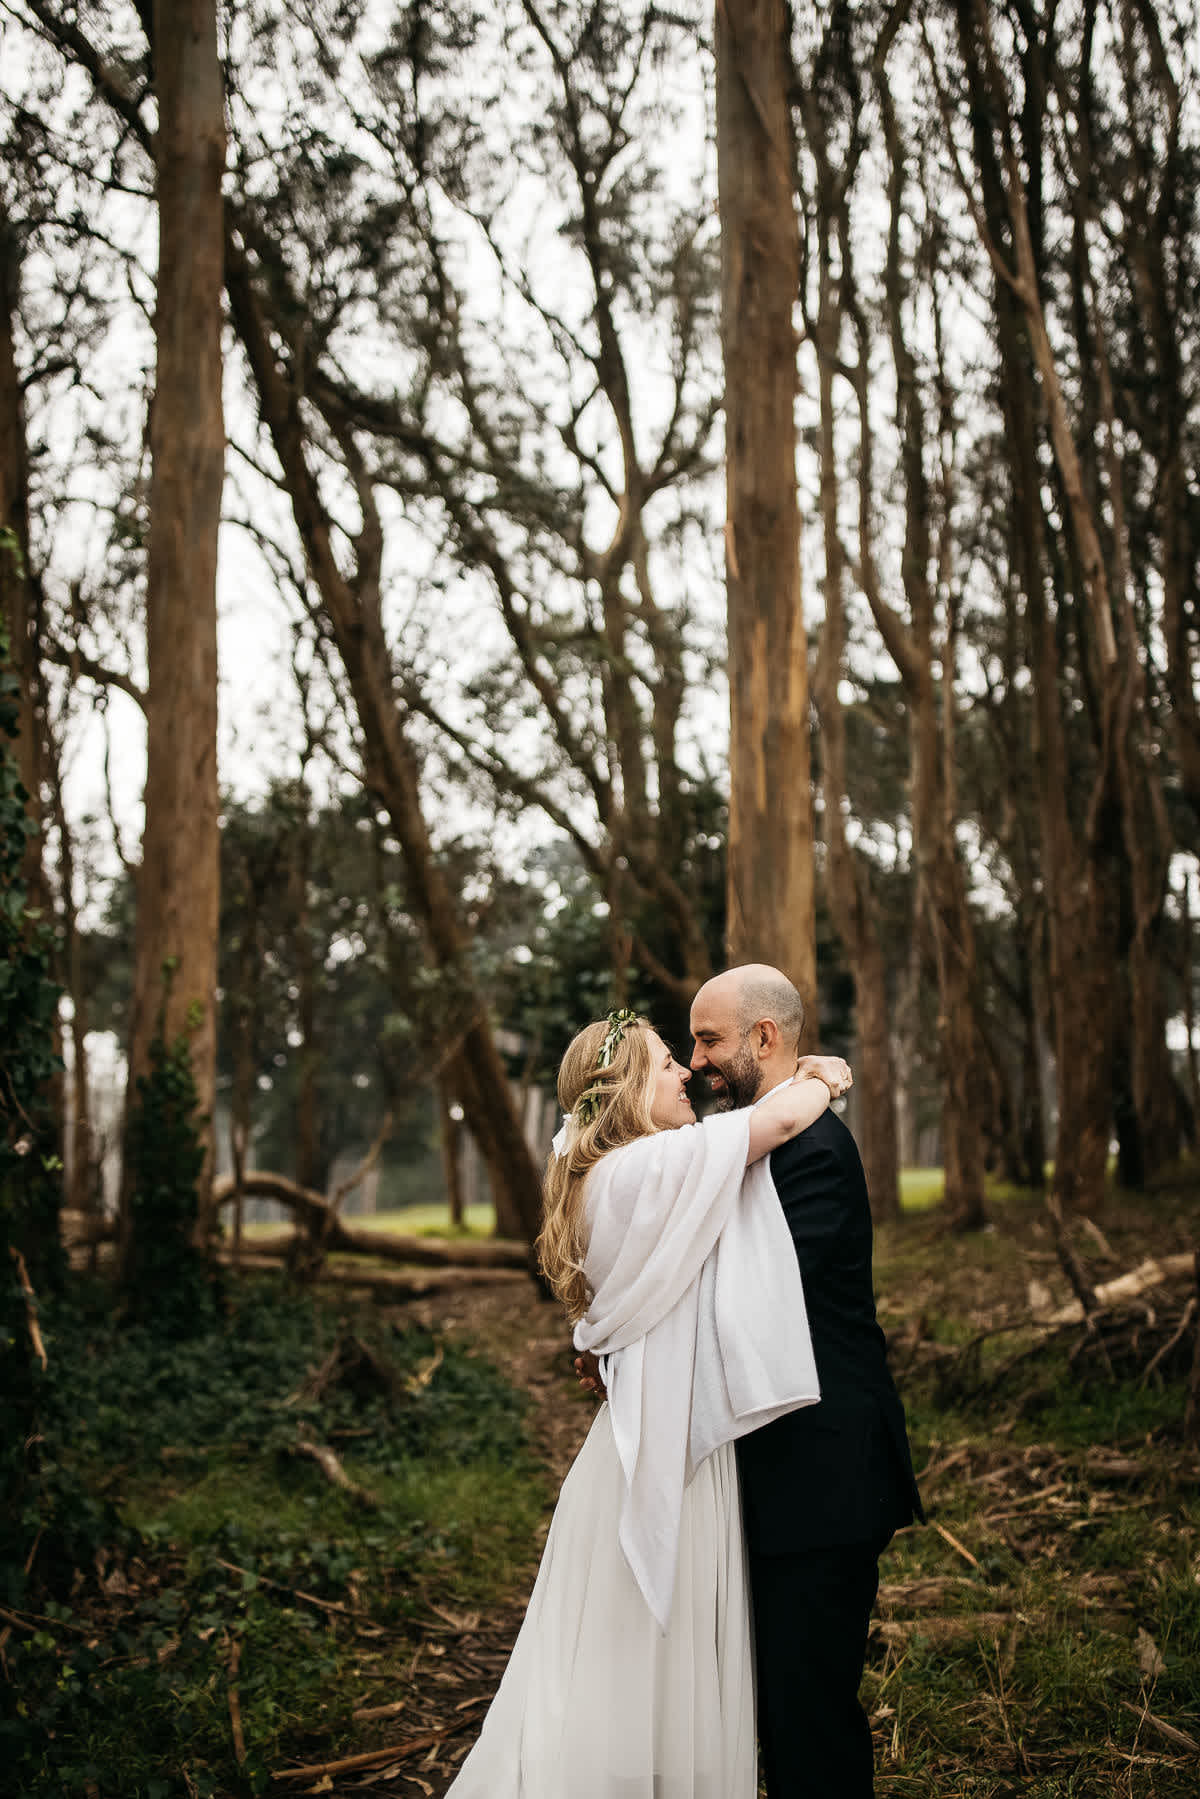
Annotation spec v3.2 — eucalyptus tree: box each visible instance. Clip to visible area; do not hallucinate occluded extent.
[217,0,734,1229]
[221,0,730,1004]
[0,198,45,908]
[932,0,1192,1200]
[3,1,227,1246]
[124,0,225,1240]
[0,75,152,1222]
[794,1,992,1226]
[716,0,817,1004]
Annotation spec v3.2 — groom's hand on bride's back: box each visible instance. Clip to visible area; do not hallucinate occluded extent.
[574,1350,607,1399]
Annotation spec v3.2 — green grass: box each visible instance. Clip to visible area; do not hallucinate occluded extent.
[864,1455,1200,1797]
[243,1201,498,1240]
[899,1167,946,1211]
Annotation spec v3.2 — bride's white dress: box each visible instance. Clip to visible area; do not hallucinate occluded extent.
[445,1109,820,1798]
[446,1404,754,1798]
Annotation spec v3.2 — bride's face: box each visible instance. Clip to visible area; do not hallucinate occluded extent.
[645,1031,696,1130]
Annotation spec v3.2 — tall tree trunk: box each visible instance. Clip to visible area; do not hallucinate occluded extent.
[0,211,45,912]
[1013,925,1047,1190]
[1065,17,1180,1183]
[439,1079,465,1230]
[953,0,1117,1212]
[836,62,987,1229]
[715,0,816,1013]
[1179,864,1200,1149]
[809,210,900,1221]
[125,0,224,1238]
[290,811,321,1193]
[45,712,92,1219]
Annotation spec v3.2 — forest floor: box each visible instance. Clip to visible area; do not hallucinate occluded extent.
[8,1174,1200,1799]
[309,1176,1200,1799]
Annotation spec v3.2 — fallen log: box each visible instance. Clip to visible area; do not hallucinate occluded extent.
[1043,1253,1195,1324]
[215,1249,529,1301]
[211,1170,530,1269]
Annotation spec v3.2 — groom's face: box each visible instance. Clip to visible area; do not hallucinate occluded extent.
[688,996,762,1111]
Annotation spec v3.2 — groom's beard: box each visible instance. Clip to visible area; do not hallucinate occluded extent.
[706,1042,761,1111]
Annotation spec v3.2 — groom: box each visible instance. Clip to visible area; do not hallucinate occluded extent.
[688,963,923,1798]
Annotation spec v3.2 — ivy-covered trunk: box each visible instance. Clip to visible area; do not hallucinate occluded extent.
[0,600,63,1587]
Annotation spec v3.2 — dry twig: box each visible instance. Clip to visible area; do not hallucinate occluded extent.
[9,1247,47,1370]
[1119,1699,1200,1755]
[930,1519,982,1571]
[226,1635,246,1765]
[213,1557,353,1616]
[292,1433,379,1508]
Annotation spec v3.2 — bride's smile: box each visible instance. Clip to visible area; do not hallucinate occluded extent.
[646,1033,696,1130]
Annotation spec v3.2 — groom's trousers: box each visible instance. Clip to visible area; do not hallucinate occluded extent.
[747,1533,889,1799]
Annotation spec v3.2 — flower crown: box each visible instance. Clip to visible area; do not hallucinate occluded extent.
[551,1007,639,1157]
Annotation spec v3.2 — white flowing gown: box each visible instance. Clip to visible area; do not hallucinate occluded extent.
[446,1407,753,1798]
[446,1110,819,1799]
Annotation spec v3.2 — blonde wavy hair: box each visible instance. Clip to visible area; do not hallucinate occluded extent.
[537,1016,659,1322]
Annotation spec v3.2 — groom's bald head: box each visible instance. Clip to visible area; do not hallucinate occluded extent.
[689,964,806,1107]
[695,964,805,1049]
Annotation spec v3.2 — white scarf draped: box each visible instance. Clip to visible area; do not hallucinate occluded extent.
[572,1110,820,1629]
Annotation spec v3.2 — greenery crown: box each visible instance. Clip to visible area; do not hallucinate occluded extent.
[574,1007,639,1126]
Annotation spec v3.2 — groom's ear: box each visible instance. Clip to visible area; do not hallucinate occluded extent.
[755,1019,778,1056]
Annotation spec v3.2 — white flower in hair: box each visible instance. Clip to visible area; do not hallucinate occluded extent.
[551,1113,581,1159]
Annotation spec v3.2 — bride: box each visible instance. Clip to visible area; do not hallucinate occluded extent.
[445,1008,848,1798]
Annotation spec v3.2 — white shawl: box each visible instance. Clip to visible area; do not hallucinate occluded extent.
[572,1110,820,1629]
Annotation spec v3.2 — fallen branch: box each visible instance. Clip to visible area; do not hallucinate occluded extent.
[352,1698,409,1723]
[292,1435,378,1508]
[272,1706,485,1782]
[0,1602,89,1638]
[1045,1253,1195,1324]
[873,1612,1019,1645]
[1046,1194,1096,1316]
[9,1247,47,1370]
[213,1557,353,1616]
[211,1170,530,1269]
[226,1635,246,1766]
[1120,1699,1200,1755]
[930,1519,982,1572]
[1141,1295,1197,1386]
[215,1250,529,1301]
[877,1575,988,1610]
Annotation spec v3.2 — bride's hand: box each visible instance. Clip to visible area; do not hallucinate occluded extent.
[795,1054,852,1099]
[574,1350,607,1400]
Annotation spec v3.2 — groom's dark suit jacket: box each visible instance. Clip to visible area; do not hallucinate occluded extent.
[735,1108,924,1554]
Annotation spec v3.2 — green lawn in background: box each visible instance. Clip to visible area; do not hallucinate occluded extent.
[898,1167,945,1212]
[243,1171,951,1240]
[242,1202,497,1241]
